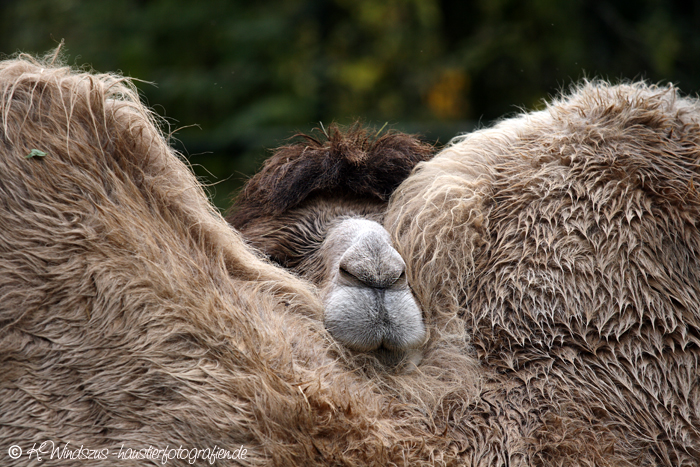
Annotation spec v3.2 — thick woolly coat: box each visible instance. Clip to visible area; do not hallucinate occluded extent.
[2,50,698,467]
[228,80,700,466]
[0,54,465,467]
[387,81,700,466]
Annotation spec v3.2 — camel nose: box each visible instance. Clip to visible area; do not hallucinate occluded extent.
[338,231,406,289]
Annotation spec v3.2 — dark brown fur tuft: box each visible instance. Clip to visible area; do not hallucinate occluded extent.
[227,123,433,231]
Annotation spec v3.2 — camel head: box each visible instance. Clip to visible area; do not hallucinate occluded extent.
[226,124,433,367]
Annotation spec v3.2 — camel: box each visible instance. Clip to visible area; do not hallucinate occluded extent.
[232,82,700,466]
[227,126,434,367]
[0,52,473,467]
[2,47,698,466]
[389,81,700,465]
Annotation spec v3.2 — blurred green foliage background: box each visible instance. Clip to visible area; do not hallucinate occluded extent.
[1,0,698,210]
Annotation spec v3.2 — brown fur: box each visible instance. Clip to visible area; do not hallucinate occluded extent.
[5,48,696,466]
[0,52,476,466]
[387,81,700,466]
[229,123,434,229]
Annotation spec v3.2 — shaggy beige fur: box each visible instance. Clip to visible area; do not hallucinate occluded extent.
[387,81,700,466]
[0,52,475,466]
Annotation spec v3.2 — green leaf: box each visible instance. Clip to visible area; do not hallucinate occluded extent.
[26,149,47,159]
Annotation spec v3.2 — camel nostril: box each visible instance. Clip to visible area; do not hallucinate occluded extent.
[396,267,406,281]
[338,262,402,289]
[338,262,377,287]
[394,272,405,286]
[338,265,356,280]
